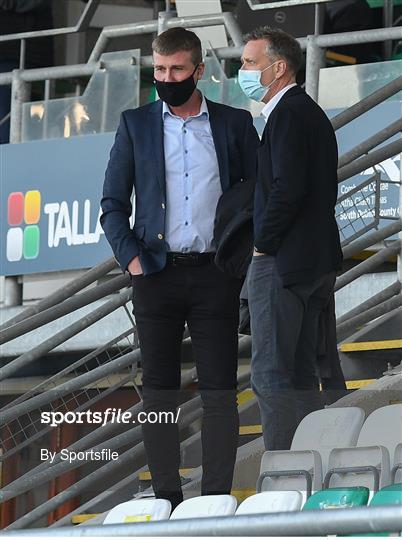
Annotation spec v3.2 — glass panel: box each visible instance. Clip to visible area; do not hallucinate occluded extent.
[318,59,402,109]
[21,50,140,142]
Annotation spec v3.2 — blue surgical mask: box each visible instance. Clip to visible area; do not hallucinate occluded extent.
[238,61,278,102]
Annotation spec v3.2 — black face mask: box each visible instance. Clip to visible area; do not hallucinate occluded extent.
[154,65,199,107]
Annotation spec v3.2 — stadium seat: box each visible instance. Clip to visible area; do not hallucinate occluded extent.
[302,487,370,510]
[392,443,402,484]
[170,495,237,520]
[103,498,171,524]
[235,491,303,515]
[370,483,402,507]
[349,484,402,537]
[325,405,402,492]
[257,407,365,500]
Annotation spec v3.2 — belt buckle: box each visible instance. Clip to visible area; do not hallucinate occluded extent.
[172,253,198,266]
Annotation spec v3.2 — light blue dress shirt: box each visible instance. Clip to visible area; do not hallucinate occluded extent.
[162,93,222,253]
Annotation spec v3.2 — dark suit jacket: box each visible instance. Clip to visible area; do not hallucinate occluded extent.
[254,86,343,286]
[213,177,255,278]
[100,98,259,276]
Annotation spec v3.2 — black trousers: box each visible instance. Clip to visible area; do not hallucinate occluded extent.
[131,259,242,508]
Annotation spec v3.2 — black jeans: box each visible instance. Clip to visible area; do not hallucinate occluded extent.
[131,259,242,508]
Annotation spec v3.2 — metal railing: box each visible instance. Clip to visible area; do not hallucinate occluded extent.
[0,0,101,70]
[2,505,402,537]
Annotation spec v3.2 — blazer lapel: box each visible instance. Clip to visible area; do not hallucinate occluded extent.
[206,99,230,192]
[149,100,166,198]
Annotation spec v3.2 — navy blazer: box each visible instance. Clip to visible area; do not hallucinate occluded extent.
[100,98,259,275]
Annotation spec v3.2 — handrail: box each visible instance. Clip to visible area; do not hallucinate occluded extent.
[342,220,402,259]
[0,257,117,331]
[0,288,131,381]
[331,75,402,131]
[0,273,130,345]
[4,505,402,537]
[88,11,243,63]
[337,294,402,342]
[0,0,100,43]
[336,280,401,325]
[4,368,252,530]
[335,240,401,291]
[338,118,402,168]
[0,366,198,502]
[337,139,402,183]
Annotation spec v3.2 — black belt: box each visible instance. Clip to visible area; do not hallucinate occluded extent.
[167,252,215,267]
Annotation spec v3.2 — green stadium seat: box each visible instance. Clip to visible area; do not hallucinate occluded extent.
[370,483,402,506]
[303,487,370,510]
[349,484,402,536]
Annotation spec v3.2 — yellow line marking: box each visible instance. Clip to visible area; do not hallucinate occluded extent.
[139,468,193,481]
[340,340,402,352]
[239,425,262,435]
[326,50,357,64]
[71,514,99,524]
[231,489,256,503]
[237,389,255,406]
[346,379,375,389]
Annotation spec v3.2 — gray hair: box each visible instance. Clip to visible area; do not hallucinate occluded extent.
[243,26,303,76]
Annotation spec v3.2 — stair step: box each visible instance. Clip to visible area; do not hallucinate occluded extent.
[231,488,256,503]
[237,389,255,406]
[346,379,375,389]
[239,425,262,435]
[139,468,193,481]
[340,339,402,352]
[71,514,100,524]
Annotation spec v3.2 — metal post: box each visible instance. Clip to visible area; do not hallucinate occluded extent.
[5,69,30,307]
[305,35,324,102]
[4,278,22,308]
[43,78,50,139]
[19,38,26,69]
[314,3,324,36]
[158,10,173,35]
[398,145,402,294]
[383,0,394,60]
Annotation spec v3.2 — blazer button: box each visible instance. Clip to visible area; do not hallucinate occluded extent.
[158,233,163,240]
[161,203,165,209]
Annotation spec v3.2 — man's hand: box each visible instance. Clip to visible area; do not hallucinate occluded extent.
[253,248,266,256]
[128,256,143,275]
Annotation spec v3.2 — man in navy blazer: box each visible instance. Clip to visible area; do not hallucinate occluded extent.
[100,27,259,508]
[238,28,343,451]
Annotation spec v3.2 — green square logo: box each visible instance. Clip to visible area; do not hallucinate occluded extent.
[23,225,40,259]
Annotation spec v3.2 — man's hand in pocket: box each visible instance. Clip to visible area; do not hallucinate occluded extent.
[128,256,143,276]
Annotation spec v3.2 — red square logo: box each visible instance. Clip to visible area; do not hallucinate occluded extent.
[8,192,24,226]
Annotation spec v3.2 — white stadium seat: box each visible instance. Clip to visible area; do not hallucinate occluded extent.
[326,404,402,492]
[257,407,365,500]
[103,498,171,524]
[235,491,303,515]
[170,495,237,520]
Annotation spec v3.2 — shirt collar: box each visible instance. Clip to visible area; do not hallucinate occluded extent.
[261,83,297,122]
[162,91,209,119]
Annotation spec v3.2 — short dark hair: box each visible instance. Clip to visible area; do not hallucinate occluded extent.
[152,27,203,66]
[243,27,303,76]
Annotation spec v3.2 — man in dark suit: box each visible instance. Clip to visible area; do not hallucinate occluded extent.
[238,27,343,450]
[100,27,259,508]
